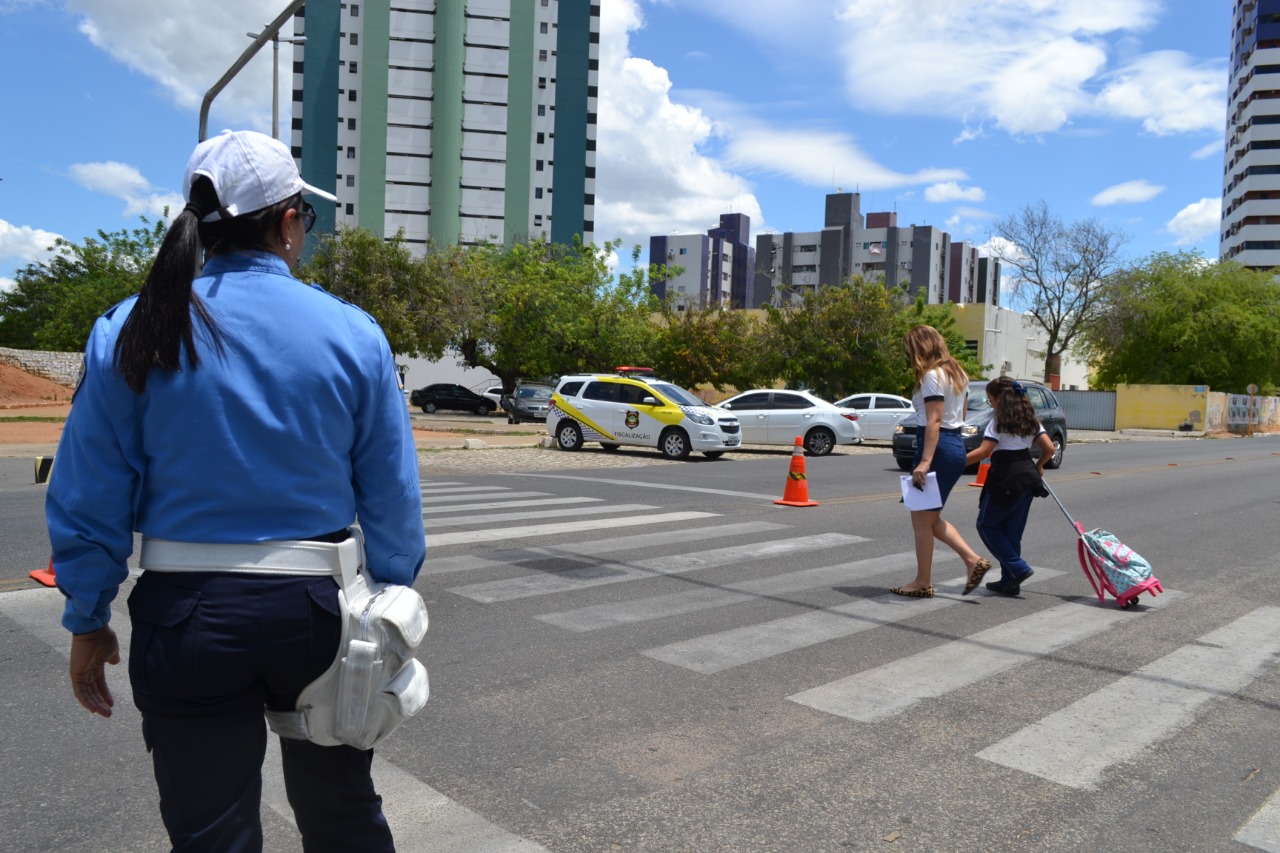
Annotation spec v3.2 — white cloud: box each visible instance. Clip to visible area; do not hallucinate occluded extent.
[0,277,15,293]
[65,0,279,130]
[1091,179,1164,206]
[925,182,986,203]
[1191,139,1223,160]
[1095,51,1227,135]
[594,0,765,247]
[67,161,184,220]
[0,219,63,267]
[1165,198,1221,246]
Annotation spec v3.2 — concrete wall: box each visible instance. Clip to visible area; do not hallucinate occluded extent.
[1116,384,1210,430]
[0,347,82,387]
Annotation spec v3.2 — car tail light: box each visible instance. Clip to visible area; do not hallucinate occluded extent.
[841,413,859,422]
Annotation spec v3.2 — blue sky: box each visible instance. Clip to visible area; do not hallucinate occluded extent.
[1,0,1229,296]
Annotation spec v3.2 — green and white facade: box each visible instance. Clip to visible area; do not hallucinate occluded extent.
[290,0,599,248]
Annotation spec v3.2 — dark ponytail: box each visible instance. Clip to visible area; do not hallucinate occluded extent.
[989,377,1040,437]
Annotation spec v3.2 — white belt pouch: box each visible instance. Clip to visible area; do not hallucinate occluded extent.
[142,530,430,749]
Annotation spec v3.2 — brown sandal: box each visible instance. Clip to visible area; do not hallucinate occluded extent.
[963,558,992,596]
[890,585,935,598]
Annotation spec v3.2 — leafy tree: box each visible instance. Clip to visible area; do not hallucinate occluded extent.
[758,277,916,400]
[0,217,167,351]
[297,226,448,358]
[905,296,988,386]
[1081,252,1280,393]
[648,302,770,393]
[992,201,1129,382]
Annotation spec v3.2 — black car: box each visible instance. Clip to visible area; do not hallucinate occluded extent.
[409,383,494,415]
[501,383,555,424]
[891,379,1067,471]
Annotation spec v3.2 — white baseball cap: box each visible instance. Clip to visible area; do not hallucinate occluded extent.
[184,129,338,222]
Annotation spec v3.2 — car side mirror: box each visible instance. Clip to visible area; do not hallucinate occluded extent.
[720,402,733,409]
[642,396,658,406]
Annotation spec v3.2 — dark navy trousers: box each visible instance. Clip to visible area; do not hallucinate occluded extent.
[127,572,395,852]
[975,490,1036,584]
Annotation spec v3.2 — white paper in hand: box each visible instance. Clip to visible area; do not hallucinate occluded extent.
[900,472,942,510]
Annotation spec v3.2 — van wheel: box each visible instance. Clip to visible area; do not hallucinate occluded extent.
[660,428,691,460]
[556,421,583,451]
[1045,433,1064,469]
[600,443,621,452]
[804,427,836,457]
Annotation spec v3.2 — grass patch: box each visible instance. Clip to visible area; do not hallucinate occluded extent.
[0,416,66,423]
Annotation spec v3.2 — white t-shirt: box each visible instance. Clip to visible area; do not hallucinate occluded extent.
[912,368,967,429]
[982,418,1046,451]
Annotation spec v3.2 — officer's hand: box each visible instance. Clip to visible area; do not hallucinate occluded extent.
[70,626,121,717]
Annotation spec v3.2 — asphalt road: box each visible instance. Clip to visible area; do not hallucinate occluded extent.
[3,435,1279,852]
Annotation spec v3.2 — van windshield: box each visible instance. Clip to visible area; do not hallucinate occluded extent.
[517,386,553,400]
[651,383,704,407]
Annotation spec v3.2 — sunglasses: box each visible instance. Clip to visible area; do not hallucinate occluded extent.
[299,201,316,233]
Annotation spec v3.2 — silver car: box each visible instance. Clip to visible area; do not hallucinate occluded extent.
[716,389,862,456]
[831,393,915,440]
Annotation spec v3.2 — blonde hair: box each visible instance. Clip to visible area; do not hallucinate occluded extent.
[904,325,968,394]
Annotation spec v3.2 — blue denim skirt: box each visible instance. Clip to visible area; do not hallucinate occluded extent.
[912,426,966,510]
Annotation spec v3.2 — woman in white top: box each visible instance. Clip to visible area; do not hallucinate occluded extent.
[964,376,1055,595]
[891,326,991,598]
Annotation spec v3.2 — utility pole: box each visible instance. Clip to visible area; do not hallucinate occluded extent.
[199,0,306,141]
[246,29,307,139]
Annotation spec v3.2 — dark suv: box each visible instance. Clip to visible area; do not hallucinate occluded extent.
[891,379,1067,471]
[409,383,494,416]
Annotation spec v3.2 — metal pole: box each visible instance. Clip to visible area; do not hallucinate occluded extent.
[271,32,279,140]
[199,0,306,142]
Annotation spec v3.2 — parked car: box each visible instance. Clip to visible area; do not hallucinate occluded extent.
[482,385,505,411]
[502,383,555,424]
[891,378,1068,471]
[716,389,862,456]
[547,370,741,460]
[409,383,495,416]
[831,392,915,441]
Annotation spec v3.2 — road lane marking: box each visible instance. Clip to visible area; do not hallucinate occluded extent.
[508,473,778,500]
[537,550,926,632]
[977,606,1280,790]
[427,512,719,548]
[430,504,658,527]
[423,522,789,576]
[426,497,602,514]
[1236,786,1280,852]
[789,591,1183,721]
[0,588,549,853]
[448,533,868,603]
[642,570,1060,674]
[420,490,550,504]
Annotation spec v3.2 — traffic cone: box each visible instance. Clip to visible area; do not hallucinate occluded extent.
[969,458,990,487]
[29,555,56,587]
[774,436,819,507]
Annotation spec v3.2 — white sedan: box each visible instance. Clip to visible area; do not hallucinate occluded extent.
[716,389,861,456]
[832,392,915,440]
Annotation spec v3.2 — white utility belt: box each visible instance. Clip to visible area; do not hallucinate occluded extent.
[139,536,359,580]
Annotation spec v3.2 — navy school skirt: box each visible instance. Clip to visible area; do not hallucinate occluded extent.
[912,426,966,511]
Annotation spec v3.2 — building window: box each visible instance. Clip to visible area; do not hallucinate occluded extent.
[536,160,544,171]
[538,77,546,89]
[540,22,548,33]
[348,118,356,130]
[348,89,357,101]
[534,215,543,225]
[347,147,356,159]
[350,32,358,46]
[346,203,354,215]
[350,3,359,15]
[537,105,545,116]
[350,61,358,74]
[346,175,355,187]
[679,247,687,255]
[535,188,543,198]
[536,132,544,144]
[541,0,548,5]
[539,49,547,61]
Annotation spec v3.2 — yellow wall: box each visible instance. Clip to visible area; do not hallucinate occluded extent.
[1115,384,1209,430]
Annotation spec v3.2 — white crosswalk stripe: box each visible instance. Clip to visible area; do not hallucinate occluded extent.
[420,490,551,504]
[428,512,720,547]
[430,504,659,527]
[977,606,1280,790]
[426,496,602,514]
[788,591,1185,721]
[641,569,1061,674]
[0,588,548,853]
[448,532,868,603]
[424,522,788,576]
[1237,786,1280,852]
[538,550,929,632]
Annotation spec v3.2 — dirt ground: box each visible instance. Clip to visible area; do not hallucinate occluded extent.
[0,364,74,446]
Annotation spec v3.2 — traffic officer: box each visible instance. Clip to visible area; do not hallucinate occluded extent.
[47,129,425,852]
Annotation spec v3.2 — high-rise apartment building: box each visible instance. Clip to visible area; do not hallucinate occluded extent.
[290,0,598,249]
[1221,0,1280,268]
[649,214,756,309]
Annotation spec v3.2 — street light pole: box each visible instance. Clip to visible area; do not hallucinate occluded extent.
[246,30,307,139]
[199,0,306,141]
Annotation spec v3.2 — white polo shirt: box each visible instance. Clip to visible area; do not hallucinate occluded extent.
[912,368,967,429]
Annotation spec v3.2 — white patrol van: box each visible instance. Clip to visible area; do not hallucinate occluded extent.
[546,369,742,459]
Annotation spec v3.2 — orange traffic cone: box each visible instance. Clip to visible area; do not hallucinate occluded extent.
[774,436,819,507]
[30,555,56,587]
[969,458,990,488]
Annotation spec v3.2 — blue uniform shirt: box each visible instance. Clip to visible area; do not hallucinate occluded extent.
[47,252,425,634]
